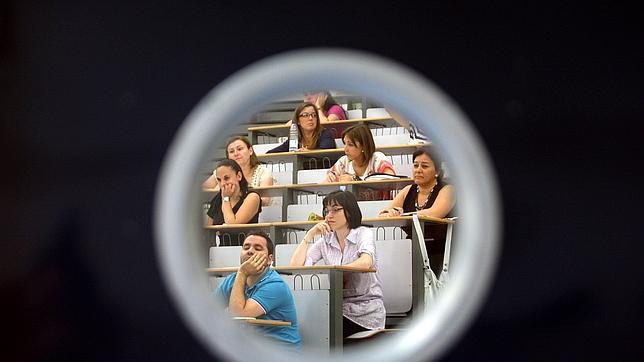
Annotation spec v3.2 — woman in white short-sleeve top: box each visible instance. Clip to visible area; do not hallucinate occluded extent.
[324,124,395,182]
[203,136,273,206]
[290,190,386,338]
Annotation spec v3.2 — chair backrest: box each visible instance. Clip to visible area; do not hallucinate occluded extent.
[275,244,299,266]
[253,143,282,155]
[346,109,363,119]
[258,205,282,223]
[366,108,390,118]
[288,285,330,354]
[373,134,410,147]
[287,204,323,221]
[375,239,412,313]
[297,169,328,184]
[209,246,242,268]
[272,171,293,185]
[275,244,326,268]
[357,200,391,218]
[394,162,413,178]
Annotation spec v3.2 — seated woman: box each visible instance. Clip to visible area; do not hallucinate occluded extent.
[203,136,273,206]
[266,103,336,153]
[289,190,386,338]
[206,159,262,245]
[286,91,348,137]
[304,90,347,124]
[324,124,396,183]
[378,148,455,276]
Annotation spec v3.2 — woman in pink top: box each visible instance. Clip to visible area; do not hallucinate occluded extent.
[303,90,348,138]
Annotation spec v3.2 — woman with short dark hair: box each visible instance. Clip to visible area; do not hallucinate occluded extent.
[289,190,386,338]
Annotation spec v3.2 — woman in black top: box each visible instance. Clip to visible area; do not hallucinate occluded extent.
[207,159,262,245]
[378,148,455,276]
[267,103,336,153]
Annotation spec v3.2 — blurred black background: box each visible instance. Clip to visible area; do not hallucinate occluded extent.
[2,2,643,361]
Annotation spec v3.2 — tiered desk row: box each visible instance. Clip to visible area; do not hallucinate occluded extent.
[202,116,455,352]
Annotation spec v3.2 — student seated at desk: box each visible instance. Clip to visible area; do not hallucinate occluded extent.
[207,159,261,245]
[289,190,386,338]
[266,103,336,153]
[378,148,455,277]
[323,124,396,183]
[286,91,347,127]
[203,136,273,206]
[216,232,302,349]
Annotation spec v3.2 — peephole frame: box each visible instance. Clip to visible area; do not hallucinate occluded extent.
[155,48,501,362]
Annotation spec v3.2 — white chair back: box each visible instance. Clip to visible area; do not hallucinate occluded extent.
[297,169,328,184]
[357,200,391,218]
[258,205,282,223]
[275,244,299,266]
[366,108,390,118]
[346,109,363,119]
[209,246,242,268]
[253,143,282,155]
[287,204,323,221]
[272,171,293,185]
[375,239,412,313]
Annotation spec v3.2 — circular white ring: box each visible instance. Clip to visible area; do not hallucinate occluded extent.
[155,48,501,362]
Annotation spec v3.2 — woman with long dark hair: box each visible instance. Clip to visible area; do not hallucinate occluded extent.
[206,159,262,244]
[267,102,335,153]
[203,136,273,205]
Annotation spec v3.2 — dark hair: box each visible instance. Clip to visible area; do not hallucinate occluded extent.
[225,136,260,168]
[320,91,347,118]
[342,124,376,162]
[215,159,249,194]
[304,90,347,118]
[244,231,274,258]
[412,147,444,181]
[322,190,362,229]
[293,102,323,149]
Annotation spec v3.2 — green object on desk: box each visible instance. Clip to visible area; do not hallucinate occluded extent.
[308,212,323,221]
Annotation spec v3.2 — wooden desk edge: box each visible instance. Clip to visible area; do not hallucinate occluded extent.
[203,178,414,193]
[243,319,292,327]
[206,265,376,274]
[203,216,454,231]
[255,144,429,158]
[247,117,396,131]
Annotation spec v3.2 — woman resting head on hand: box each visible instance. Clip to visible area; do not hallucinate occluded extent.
[203,136,273,205]
[206,159,262,228]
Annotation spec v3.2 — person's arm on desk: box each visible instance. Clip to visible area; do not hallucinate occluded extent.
[379,185,411,217]
[344,253,373,269]
[229,254,267,317]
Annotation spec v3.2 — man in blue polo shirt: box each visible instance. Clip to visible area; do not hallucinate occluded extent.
[216,232,301,349]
